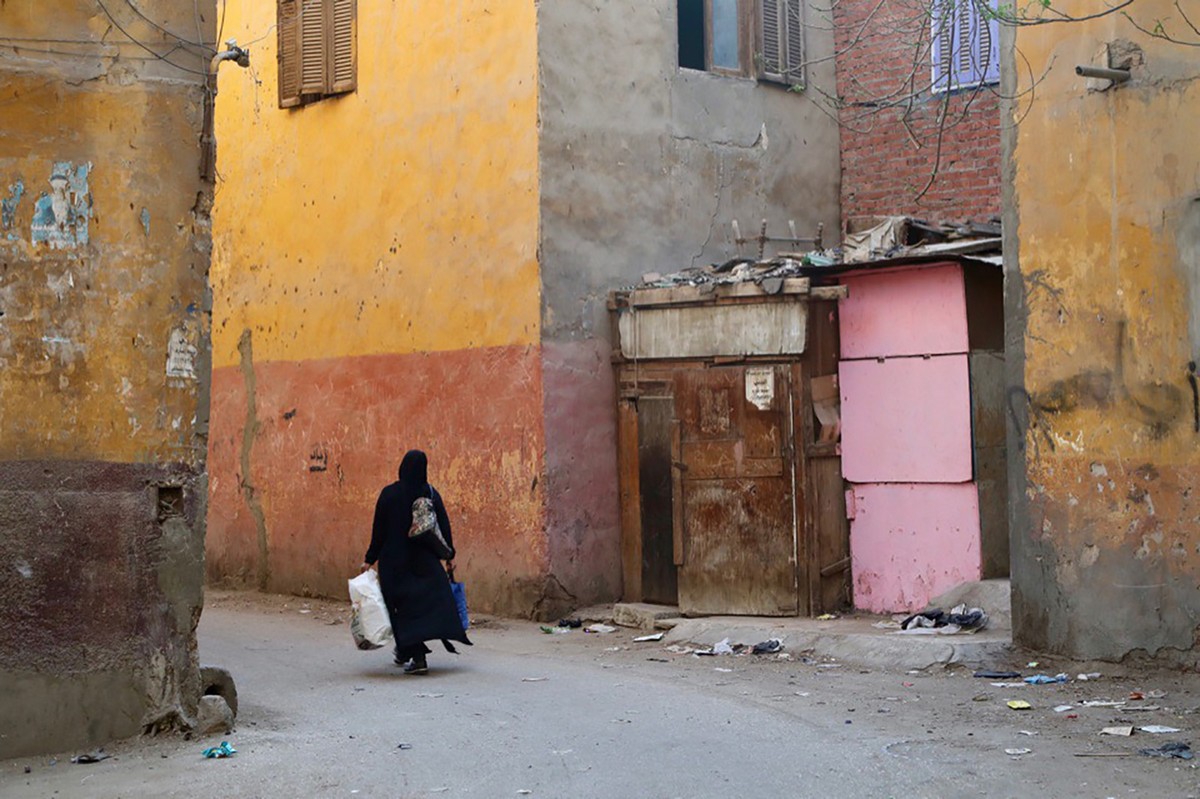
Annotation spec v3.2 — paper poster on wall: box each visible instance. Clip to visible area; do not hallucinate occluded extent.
[745,367,775,411]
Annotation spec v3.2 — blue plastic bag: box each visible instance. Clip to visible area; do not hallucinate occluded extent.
[448,566,469,631]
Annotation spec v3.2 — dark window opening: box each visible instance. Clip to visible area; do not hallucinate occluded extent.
[678,0,707,71]
[157,485,184,522]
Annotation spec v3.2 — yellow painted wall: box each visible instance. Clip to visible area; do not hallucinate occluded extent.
[1009,1,1200,658]
[207,0,551,613]
[0,68,209,463]
[211,0,542,367]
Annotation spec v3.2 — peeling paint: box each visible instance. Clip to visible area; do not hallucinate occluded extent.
[1,179,23,231]
[140,207,151,236]
[30,161,91,248]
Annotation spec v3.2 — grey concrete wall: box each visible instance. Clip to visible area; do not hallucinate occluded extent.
[536,1,840,607]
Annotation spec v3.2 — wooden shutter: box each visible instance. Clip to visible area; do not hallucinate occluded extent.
[930,0,955,91]
[759,0,803,85]
[980,0,1000,84]
[299,0,328,95]
[760,0,783,81]
[782,0,803,83]
[932,0,999,91]
[277,0,302,107]
[330,0,356,93]
[955,0,976,85]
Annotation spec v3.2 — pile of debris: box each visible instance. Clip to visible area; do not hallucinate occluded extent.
[842,215,1002,264]
[629,215,1002,292]
[633,254,822,293]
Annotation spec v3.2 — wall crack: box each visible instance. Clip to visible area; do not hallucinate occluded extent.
[237,328,270,590]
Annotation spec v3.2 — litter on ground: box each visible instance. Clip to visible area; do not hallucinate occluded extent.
[1139,742,1193,760]
[1099,726,1135,737]
[201,741,237,759]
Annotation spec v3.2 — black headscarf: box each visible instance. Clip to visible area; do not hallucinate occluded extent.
[398,449,429,491]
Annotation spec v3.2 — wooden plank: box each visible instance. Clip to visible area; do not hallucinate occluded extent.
[617,400,642,602]
[627,285,708,307]
[970,351,1009,579]
[811,456,851,612]
[811,285,848,300]
[627,278,811,308]
[713,278,811,300]
[619,303,809,359]
[671,420,684,567]
[638,399,678,604]
[792,360,817,616]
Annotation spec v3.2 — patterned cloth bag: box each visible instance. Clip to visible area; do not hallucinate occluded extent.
[408,488,453,560]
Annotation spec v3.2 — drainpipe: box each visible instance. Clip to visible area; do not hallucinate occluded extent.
[201,41,251,181]
[1075,65,1131,83]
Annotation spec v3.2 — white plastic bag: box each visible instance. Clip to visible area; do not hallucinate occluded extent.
[348,569,392,650]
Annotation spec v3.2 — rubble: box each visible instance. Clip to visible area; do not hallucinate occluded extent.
[623,215,1003,293]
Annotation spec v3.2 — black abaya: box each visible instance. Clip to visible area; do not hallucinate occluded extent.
[364,451,471,659]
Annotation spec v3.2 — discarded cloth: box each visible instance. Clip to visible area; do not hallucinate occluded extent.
[1140,742,1193,759]
[71,750,110,764]
[751,638,783,655]
[899,604,988,633]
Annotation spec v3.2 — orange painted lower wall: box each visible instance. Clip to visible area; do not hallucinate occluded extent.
[206,344,552,617]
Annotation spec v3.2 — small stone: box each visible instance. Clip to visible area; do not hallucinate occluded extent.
[24,765,31,774]
[199,665,238,718]
[195,695,234,736]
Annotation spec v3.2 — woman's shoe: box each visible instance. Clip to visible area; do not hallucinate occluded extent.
[402,657,429,675]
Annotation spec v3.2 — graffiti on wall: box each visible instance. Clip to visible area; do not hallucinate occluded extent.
[31,162,92,248]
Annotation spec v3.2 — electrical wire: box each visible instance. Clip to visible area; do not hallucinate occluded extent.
[93,0,210,76]
[1,42,186,61]
[121,0,215,53]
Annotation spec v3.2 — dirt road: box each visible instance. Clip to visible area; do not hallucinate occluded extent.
[2,591,1197,798]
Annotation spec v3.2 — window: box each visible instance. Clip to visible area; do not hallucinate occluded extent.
[277,0,357,108]
[677,0,805,85]
[931,0,999,92]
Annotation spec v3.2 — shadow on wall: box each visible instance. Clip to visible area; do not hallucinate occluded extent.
[1009,309,1197,450]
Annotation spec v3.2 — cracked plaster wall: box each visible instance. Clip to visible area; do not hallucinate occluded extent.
[1006,2,1200,661]
[536,0,840,607]
[0,0,213,758]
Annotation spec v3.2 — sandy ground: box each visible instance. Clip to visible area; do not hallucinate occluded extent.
[2,590,1198,798]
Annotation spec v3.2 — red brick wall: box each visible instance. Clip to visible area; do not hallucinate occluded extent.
[833,0,1001,227]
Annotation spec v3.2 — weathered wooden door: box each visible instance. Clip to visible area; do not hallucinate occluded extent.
[673,365,798,616]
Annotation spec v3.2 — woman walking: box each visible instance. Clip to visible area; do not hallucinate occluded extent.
[362,450,470,674]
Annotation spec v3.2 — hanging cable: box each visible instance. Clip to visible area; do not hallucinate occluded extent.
[122,0,215,53]
[93,0,210,76]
